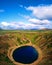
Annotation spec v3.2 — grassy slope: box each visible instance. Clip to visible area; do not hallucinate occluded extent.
[0,30,52,65]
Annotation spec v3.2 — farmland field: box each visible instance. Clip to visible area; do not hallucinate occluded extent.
[0,30,52,65]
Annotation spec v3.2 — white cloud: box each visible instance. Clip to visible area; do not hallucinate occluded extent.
[0,21,40,29]
[0,22,25,29]
[0,20,52,30]
[18,13,30,19]
[28,18,50,25]
[26,5,52,20]
[1,22,9,26]
[0,9,5,12]
[23,15,30,19]
[37,25,46,30]
[0,21,35,29]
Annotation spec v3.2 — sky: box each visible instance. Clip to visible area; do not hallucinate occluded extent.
[0,0,52,30]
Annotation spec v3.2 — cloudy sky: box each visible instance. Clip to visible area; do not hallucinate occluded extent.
[0,0,52,30]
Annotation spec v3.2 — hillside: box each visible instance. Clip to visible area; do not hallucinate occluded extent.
[0,30,52,65]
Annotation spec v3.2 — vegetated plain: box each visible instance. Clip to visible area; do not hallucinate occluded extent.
[0,30,52,65]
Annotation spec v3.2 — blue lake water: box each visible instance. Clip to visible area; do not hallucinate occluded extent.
[12,46,38,64]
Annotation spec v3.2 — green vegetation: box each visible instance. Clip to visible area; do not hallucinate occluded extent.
[0,30,52,65]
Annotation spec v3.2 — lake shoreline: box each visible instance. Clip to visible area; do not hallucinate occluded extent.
[7,43,43,65]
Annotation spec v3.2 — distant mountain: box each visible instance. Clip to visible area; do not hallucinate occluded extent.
[0,27,3,30]
[0,27,52,30]
[39,28,52,30]
[29,28,38,30]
